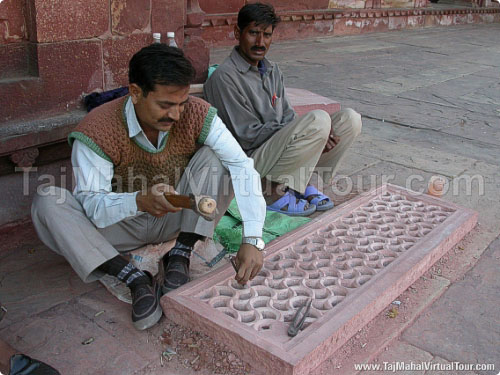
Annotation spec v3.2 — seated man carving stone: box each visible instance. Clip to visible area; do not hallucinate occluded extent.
[204,3,362,216]
[31,44,266,331]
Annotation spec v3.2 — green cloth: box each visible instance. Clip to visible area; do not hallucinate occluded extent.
[214,199,311,252]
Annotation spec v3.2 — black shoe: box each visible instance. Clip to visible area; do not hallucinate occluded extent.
[131,271,162,331]
[9,354,60,375]
[162,252,190,294]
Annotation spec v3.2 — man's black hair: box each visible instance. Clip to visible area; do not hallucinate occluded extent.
[129,44,196,96]
[237,3,280,32]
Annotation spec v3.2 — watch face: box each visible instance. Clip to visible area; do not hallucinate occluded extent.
[255,238,265,250]
[244,237,265,250]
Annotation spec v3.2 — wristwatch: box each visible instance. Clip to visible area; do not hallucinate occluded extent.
[242,237,265,251]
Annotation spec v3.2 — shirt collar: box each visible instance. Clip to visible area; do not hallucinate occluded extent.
[124,96,167,141]
[230,46,274,74]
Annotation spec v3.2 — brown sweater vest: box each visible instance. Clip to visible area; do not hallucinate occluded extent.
[68,95,216,192]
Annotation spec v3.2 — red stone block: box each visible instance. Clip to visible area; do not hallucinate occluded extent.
[0,79,44,123]
[152,0,185,45]
[479,13,495,22]
[162,184,477,375]
[0,40,103,122]
[334,17,363,35]
[33,0,109,43]
[0,0,27,43]
[439,15,454,26]
[199,0,245,14]
[389,15,408,29]
[286,88,341,116]
[424,14,440,27]
[37,40,103,93]
[278,19,336,41]
[23,0,37,43]
[454,14,468,24]
[184,31,210,84]
[268,0,330,11]
[111,0,150,35]
[200,25,237,47]
[468,13,482,23]
[0,43,35,79]
[102,33,151,90]
[407,15,425,28]
[211,18,227,26]
[360,17,390,33]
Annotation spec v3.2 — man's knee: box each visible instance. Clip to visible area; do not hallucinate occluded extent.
[183,147,231,196]
[31,186,68,221]
[193,147,227,176]
[340,108,362,137]
[308,109,332,138]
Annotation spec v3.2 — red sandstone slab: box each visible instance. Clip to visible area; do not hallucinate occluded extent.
[333,17,363,36]
[111,0,150,35]
[32,0,109,43]
[287,88,341,116]
[389,15,408,30]
[102,33,151,89]
[151,0,185,46]
[0,0,26,43]
[1,40,102,122]
[162,184,477,375]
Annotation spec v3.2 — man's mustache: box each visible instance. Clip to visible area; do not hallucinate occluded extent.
[251,46,266,51]
[159,118,174,123]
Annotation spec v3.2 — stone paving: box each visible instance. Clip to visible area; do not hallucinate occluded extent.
[0,23,499,374]
[402,236,500,375]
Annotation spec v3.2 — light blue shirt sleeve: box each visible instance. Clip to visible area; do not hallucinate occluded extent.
[71,140,139,228]
[204,115,266,237]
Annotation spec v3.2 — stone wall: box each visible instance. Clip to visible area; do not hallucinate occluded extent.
[328,0,417,9]
[0,0,185,124]
[198,0,331,13]
[0,0,25,44]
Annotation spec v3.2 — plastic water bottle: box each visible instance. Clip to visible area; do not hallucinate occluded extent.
[152,33,161,44]
[167,32,178,47]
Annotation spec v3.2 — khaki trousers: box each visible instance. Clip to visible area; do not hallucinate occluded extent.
[31,147,233,283]
[251,108,362,194]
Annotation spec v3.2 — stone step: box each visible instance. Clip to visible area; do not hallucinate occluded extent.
[161,184,477,375]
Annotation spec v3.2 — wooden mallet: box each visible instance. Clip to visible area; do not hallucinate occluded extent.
[164,193,217,221]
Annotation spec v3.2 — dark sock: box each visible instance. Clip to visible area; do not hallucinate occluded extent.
[98,255,149,289]
[176,232,203,248]
[165,232,202,265]
[98,255,128,276]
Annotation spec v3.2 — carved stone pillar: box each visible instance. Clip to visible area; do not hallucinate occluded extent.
[184,0,210,84]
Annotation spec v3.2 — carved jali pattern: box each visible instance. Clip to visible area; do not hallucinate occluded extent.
[197,190,455,332]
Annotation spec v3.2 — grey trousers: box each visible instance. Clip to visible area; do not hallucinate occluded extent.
[31,147,233,283]
[251,109,362,194]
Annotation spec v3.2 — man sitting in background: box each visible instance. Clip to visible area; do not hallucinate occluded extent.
[204,3,362,217]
